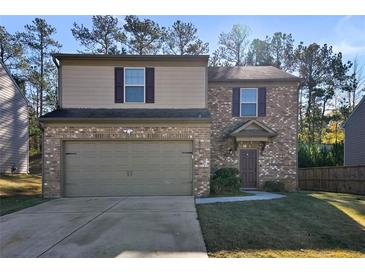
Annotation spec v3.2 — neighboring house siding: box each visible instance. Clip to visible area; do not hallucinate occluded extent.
[344,98,365,166]
[61,65,206,108]
[208,81,299,190]
[0,62,29,173]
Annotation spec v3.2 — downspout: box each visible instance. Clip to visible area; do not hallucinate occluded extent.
[52,56,60,109]
[39,121,45,198]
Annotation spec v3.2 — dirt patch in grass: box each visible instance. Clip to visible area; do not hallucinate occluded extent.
[0,174,42,196]
[197,192,365,258]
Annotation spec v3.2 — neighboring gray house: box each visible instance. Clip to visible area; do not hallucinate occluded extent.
[0,61,29,173]
[343,96,365,166]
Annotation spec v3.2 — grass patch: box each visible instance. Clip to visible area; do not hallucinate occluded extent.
[197,191,365,258]
[209,192,254,197]
[0,174,42,196]
[0,174,46,215]
[0,195,48,216]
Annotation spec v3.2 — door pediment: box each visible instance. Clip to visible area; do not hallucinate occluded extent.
[230,120,277,142]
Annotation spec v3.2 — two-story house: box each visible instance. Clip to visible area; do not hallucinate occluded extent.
[40,54,300,197]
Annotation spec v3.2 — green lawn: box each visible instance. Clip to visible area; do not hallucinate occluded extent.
[0,174,48,216]
[197,191,365,258]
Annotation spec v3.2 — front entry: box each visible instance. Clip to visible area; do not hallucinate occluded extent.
[239,149,258,188]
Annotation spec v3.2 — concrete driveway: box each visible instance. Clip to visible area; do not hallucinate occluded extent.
[0,196,207,258]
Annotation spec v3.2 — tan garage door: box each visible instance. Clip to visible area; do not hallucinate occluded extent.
[64,141,193,197]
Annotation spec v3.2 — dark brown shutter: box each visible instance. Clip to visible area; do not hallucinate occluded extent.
[145,67,155,103]
[115,67,124,103]
[232,87,240,117]
[258,87,267,116]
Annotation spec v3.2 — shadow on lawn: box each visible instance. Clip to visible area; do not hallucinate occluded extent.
[0,174,42,196]
[197,192,365,256]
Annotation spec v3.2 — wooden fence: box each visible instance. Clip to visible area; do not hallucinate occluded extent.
[298,165,365,195]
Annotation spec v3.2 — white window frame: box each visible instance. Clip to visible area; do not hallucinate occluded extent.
[124,67,145,103]
[239,88,258,117]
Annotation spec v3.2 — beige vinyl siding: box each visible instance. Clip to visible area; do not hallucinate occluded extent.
[61,65,206,108]
[0,63,29,173]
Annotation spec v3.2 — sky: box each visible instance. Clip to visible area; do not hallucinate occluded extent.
[1,15,365,66]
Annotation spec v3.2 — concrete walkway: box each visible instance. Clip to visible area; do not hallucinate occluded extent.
[195,191,286,204]
[0,196,207,258]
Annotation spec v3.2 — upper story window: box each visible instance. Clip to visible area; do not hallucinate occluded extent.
[125,68,145,102]
[240,88,258,117]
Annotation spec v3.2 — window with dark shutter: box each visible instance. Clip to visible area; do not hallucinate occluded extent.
[115,67,124,103]
[232,87,240,117]
[240,88,258,117]
[258,87,267,117]
[145,67,155,103]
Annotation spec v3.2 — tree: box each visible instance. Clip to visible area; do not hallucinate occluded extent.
[267,32,295,72]
[163,20,208,55]
[344,57,365,111]
[71,15,126,54]
[124,16,164,55]
[246,38,273,66]
[322,111,345,144]
[295,42,351,143]
[0,26,26,70]
[20,18,62,117]
[216,24,251,66]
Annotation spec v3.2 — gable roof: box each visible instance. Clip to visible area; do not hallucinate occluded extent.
[230,120,278,138]
[39,108,210,122]
[343,95,365,128]
[208,66,301,82]
[0,61,28,105]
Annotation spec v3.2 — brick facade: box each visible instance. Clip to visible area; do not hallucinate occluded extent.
[208,82,299,191]
[42,81,299,197]
[42,123,210,198]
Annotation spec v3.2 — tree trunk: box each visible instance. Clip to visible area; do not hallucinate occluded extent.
[40,32,44,117]
[299,87,303,138]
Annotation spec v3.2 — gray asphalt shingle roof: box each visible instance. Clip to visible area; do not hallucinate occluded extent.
[40,108,211,121]
[208,66,301,82]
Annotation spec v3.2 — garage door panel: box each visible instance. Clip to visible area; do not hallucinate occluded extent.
[64,141,193,196]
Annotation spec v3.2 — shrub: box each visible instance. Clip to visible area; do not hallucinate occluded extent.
[263,180,287,192]
[298,142,343,168]
[210,168,241,194]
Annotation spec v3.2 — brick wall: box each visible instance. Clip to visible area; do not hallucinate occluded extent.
[208,82,299,190]
[42,123,210,197]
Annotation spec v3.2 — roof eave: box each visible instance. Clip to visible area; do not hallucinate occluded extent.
[208,78,302,83]
[52,53,210,62]
[39,117,211,122]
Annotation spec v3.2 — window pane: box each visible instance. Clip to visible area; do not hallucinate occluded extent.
[125,68,144,85]
[125,86,144,102]
[241,103,256,116]
[240,89,257,103]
